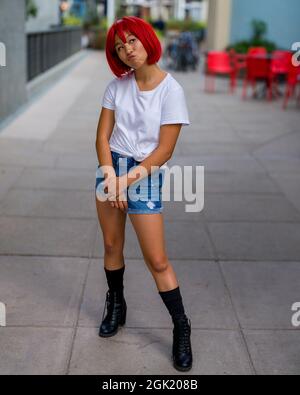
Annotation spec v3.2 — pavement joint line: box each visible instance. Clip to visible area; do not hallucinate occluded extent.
[206,220,300,224]
[0,215,98,222]
[52,152,61,169]
[198,216,256,371]
[1,187,97,192]
[89,221,100,260]
[203,191,293,197]
[3,214,300,224]
[0,165,27,206]
[200,217,218,261]
[199,219,256,372]
[0,164,59,170]
[65,258,92,375]
[12,215,205,223]
[216,260,257,375]
[250,129,300,155]
[204,220,300,224]
[4,215,300,225]
[253,155,300,217]
[1,254,300,263]
[4,325,286,331]
[244,135,300,202]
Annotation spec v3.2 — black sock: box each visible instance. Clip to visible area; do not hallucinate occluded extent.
[104,265,125,294]
[159,286,187,322]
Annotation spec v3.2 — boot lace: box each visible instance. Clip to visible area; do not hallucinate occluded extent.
[101,289,123,323]
[174,317,192,354]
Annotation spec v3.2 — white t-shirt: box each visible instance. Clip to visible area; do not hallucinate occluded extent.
[101,71,190,162]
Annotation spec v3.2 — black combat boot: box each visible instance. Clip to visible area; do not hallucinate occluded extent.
[158,286,193,371]
[172,315,193,371]
[99,265,126,337]
[99,288,127,337]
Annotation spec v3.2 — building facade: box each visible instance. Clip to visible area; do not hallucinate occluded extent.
[119,0,208,22]
[0,0,27,122]
[26,0,60,32]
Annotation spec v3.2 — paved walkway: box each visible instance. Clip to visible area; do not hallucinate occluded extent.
[0,50,299,375]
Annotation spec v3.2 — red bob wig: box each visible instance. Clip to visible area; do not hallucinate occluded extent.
[105,16,162,78]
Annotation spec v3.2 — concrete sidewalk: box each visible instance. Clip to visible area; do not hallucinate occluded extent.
[0,50,299,375]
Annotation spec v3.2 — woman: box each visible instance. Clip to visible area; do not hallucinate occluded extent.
[95,16,192,372]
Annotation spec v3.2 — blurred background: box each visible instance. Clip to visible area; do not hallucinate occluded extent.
[1,0,299,122]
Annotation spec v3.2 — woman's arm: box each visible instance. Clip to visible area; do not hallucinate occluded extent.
[122,123,182,188]
[95,107,115,177]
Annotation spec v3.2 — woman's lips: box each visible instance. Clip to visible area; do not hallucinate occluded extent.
[128,54,136,60]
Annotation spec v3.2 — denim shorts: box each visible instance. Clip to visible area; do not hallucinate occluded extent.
[95,150,165,214]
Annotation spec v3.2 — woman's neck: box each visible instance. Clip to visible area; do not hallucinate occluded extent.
[134,64,166,84]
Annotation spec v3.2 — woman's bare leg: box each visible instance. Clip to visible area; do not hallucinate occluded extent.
[128,213,178,291]
[95,195,127,270]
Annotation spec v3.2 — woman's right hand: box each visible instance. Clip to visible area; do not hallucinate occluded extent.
[112,191,128,212]
[103,176,128,212]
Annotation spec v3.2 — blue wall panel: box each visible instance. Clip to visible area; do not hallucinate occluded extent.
[230,0,300,49]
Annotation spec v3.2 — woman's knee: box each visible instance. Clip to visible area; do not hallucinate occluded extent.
[103,237,124,255]
[147,255,169,273]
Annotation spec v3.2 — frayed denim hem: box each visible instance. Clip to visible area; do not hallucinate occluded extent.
[126,208,163,215]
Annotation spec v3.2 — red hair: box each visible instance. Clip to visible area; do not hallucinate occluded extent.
[105,16,162,78]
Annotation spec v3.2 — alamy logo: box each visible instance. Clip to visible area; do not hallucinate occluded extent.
[0,42,6,67]
[291,42,300,67]
[96,163,205,213]
[0,302,6,327]
[291,302,300,328]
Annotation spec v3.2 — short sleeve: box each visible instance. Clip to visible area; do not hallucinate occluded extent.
[160,87,190,126]
[102,80,116,110]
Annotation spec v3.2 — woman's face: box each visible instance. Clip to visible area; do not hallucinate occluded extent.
[114,31,148,69]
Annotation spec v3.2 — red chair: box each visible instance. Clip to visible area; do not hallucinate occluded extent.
[248,47,267,56]
[228,49,247,78]
[271,50,291,75]
[242,54,272,100]
[205,51,236,93]
[283,63,300,109]
[269,51,291,99]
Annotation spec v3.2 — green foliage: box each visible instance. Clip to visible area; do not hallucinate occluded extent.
[62,15,83,27]
[251,19,267,41]
[227,19,277,53]
[227,40,276,54]
[26,0,38,20]
[166,19,206,32]
[99,17,108,31]
[84,17,107,32]
[83,7,100,29]
[154,29,164,41]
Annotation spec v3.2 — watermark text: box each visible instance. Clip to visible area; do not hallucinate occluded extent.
[0,42,6,67]
[292,42,300,67]
[291,302,300,327]
[0,302,6,327]
[96,161,205,213]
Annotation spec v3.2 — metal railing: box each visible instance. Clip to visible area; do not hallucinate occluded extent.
[27,26,82,81]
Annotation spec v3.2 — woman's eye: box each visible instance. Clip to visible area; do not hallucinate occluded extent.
[116,38,135,52]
